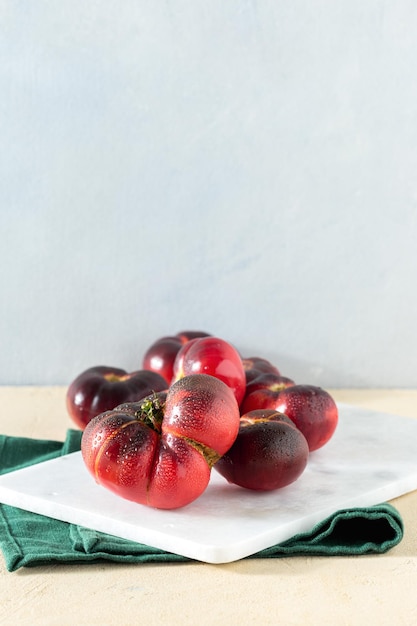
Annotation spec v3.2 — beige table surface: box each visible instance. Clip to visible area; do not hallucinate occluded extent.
[1,387,417,626]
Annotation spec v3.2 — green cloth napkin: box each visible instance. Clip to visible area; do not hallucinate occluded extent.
[0,430,404,572]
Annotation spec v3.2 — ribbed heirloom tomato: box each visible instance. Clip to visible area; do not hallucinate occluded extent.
[81,374,240,509]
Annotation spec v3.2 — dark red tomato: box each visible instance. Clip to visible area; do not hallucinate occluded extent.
[214,409,309,491]
[274,385,338,451]
[242,356,281,384]
[66,366,168,430]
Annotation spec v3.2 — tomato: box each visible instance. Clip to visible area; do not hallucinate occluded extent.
[142,330,211,384]
[172,336,246,406]
[214,410,309,491]
[81,374,240,509]
[66,366,168,430]
[273,385,338,451]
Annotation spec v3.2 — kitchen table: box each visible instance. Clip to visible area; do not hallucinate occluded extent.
[1,387,416,625]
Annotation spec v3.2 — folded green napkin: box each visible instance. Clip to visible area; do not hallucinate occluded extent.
[0,430,403,572]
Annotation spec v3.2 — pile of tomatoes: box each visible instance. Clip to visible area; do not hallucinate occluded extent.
[66,331,338,510]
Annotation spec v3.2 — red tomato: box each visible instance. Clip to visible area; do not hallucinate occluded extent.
[81,374,240,509]
[172,336,246,406]
[273,385,338,451]
[142,330,211,384]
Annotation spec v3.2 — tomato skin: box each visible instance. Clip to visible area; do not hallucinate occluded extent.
[273,385,338,451]
[147,434,211,509]
[242,357,281,383]
[214,410,309,491]
[81,374,240,509]
[163,374,240,457]
[142,331,211,384]
[66,366,168,430]
[172,337,246,406]
[80,411,139,473]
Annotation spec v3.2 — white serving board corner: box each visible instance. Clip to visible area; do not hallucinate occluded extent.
[0,403,417,564]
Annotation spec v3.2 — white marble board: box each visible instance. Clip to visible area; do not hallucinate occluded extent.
[0,403,416,564]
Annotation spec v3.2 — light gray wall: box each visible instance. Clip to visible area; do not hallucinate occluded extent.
[1,1,416,387]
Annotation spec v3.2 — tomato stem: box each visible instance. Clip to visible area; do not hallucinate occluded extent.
[139,394,165,433]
